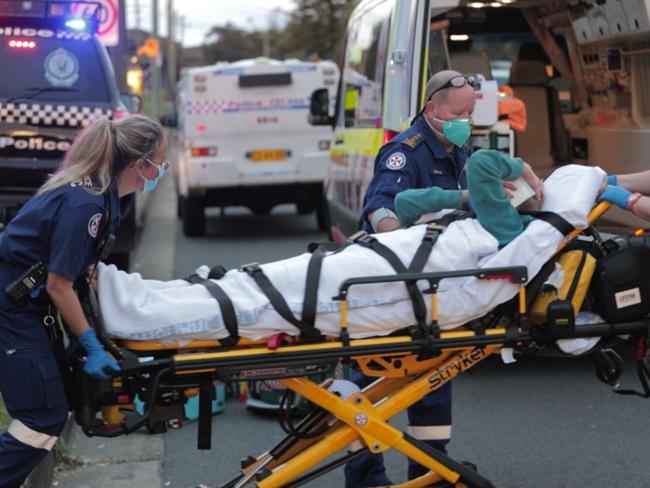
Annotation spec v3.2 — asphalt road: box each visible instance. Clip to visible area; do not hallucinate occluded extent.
[155,204,650,488]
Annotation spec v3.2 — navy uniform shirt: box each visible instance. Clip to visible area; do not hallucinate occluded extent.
[361,115,469,231]
[0,176,120,348]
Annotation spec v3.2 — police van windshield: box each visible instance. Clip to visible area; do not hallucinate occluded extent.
[0,36,109,103]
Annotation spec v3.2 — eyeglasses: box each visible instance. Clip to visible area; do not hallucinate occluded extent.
[145,158,170,171]
[428,75,481,100]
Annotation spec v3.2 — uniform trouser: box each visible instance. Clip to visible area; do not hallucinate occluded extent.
[0,337,69,488]
[344,368,452,487]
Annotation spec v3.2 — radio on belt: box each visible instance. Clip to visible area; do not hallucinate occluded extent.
[5,262,48,303]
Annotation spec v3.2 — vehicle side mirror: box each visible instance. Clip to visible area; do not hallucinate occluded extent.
[309,88,334,126]
[121,93,142,113]
[160,112,178,128]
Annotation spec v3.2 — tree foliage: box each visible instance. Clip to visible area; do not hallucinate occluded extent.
[202,0,357,64]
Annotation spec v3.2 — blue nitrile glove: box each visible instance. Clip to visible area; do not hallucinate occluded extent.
[597,184,632,209]
[78,328,121,380]
[607,174,618,186]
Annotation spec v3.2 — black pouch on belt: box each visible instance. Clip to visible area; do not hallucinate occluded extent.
[592,245,650,323]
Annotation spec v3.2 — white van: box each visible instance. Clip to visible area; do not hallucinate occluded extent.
[174,58,339,236]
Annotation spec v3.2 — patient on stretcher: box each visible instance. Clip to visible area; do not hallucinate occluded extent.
[97,157,605,343]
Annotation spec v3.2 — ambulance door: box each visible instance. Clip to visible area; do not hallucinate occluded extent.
[328,0,393,236]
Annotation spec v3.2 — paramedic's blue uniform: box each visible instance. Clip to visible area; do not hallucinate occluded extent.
[348,115,469,487]
[361,115,468,231]
[0,178,120,488]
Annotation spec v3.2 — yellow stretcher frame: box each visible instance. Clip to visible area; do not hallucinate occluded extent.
[78,202,649,487]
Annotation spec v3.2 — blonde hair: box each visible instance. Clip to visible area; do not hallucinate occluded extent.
[39,114,164,195]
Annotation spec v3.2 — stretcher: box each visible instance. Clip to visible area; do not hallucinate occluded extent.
[69,201,650,488]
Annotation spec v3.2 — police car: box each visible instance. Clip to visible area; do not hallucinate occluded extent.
[0,0,136,268]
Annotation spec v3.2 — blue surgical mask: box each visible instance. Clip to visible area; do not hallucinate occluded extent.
[140,158,167,193]
[433,117,472,148]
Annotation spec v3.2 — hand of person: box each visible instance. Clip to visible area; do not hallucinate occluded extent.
[607,174,618,186]
[78,328,121,380]
[503,180,517,199]
[597,185,633,209]
[521,162,544,200]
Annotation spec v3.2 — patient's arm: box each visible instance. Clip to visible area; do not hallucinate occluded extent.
[394,187,464,225]
[468,150,537,247]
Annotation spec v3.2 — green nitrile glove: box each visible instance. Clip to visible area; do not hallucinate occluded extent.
[394,187,463,225]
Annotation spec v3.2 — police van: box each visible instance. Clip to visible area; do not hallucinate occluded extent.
[310,0,650,236]
[174,57,339,236]
[0,0,137,268]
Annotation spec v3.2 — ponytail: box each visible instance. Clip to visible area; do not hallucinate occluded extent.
[39,114,164,195]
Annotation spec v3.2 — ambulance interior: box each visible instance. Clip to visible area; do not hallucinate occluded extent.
[432,0,650,230]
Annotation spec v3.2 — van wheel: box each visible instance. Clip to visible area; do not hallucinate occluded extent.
[316,195,330,233]
[182,198,205,237]
[177,195,185,219]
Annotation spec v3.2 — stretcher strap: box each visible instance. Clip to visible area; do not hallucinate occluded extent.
[194,278,240,346]
[241,264,324,341]
[197,378,213,450]
[302,248,326,330]
[520,210,574,236]
[352,234,428,329]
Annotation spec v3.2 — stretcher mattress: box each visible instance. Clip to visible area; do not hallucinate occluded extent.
[98,165,605,342]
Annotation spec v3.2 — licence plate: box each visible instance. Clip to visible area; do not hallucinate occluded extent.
[248,149,288,162]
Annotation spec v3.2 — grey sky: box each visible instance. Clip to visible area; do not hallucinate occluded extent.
[126,0,294,46]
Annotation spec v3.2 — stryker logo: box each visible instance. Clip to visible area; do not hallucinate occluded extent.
[0,136,71,152]
[428,348,489,389]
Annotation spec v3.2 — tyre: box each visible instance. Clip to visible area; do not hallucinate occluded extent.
[316,194,330,233]
[176,195,185,219]
[182,197,206,237]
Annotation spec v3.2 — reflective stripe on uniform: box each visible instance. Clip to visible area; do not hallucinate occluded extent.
[8,419,58,451]
[407,425,452,441]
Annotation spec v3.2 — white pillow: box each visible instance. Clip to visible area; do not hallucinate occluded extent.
[542,164,606,228]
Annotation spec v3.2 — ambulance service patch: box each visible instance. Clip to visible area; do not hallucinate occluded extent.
[88,213,103,238]
[386,152,406,170]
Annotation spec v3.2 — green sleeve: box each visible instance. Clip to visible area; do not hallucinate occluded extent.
[467,149,530,246]
[394,187,463,225]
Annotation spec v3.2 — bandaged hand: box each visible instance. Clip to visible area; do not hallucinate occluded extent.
[78,328,121,380]
[597,184,632,209]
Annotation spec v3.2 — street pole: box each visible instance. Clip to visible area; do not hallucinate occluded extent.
[151,0,161,118]
[167,0,176,97]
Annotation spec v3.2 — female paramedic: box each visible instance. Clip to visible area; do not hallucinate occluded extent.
[0,114,167,487]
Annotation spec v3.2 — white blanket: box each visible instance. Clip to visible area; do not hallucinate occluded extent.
[98,165,606,342]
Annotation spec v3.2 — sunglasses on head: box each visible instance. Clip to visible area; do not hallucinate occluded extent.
[428,74,481,100]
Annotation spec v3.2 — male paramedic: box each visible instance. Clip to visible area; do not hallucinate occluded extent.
[345,70,478,487]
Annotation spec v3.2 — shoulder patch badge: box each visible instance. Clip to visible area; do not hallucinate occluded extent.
[88,213,103,238]
[386,152,406,171]
[401,132,424,150]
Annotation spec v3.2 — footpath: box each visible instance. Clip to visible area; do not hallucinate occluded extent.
[29,172,178,488]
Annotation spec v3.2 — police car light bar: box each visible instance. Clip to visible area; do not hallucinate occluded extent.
[0,0,100,34]
[8,39,36,48]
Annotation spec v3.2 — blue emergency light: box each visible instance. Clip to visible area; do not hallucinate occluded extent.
[64,17,87,32]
